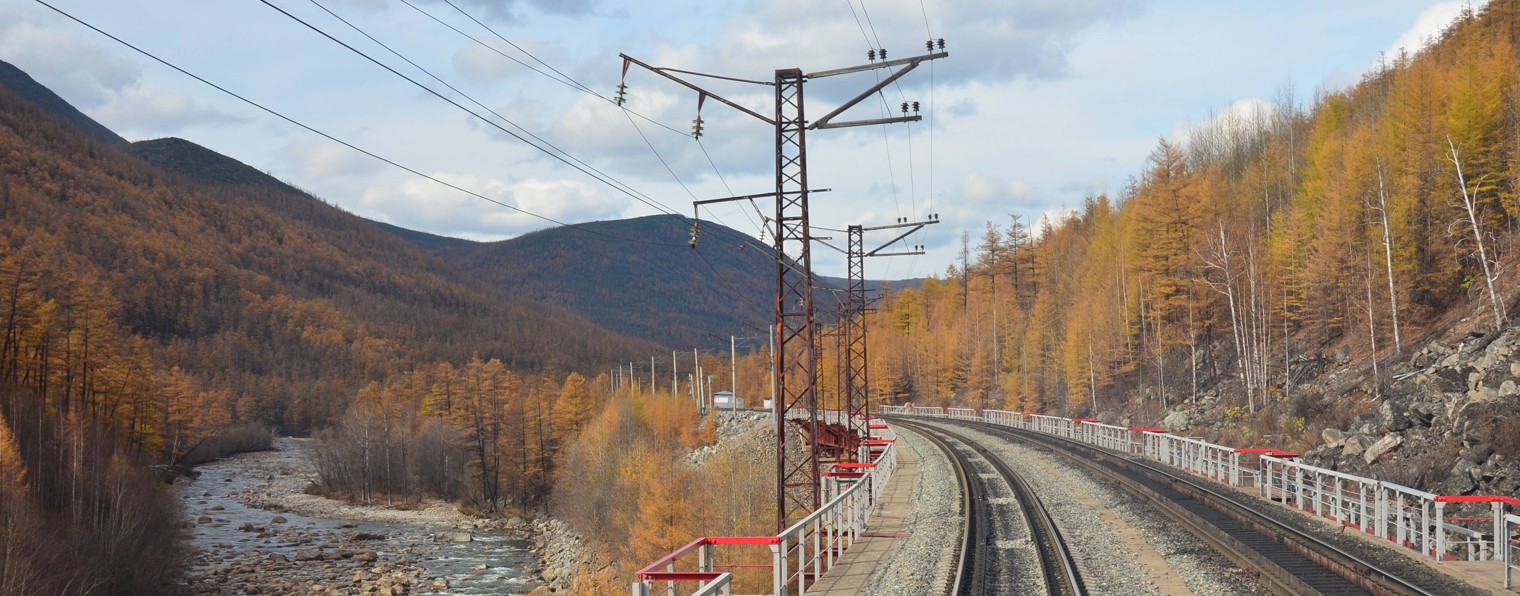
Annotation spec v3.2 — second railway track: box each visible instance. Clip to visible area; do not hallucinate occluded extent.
[895,418,1088,596]
[916,417,1451,596]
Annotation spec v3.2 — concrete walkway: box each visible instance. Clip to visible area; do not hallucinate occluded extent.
[805,439,922,595]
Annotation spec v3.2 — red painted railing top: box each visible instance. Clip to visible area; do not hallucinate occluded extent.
[636,536,782,580]
[1234,448,1298,457]
[1435,495,1520,507]
[1128,427,1167,433]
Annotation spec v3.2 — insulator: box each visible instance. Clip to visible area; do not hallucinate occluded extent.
[926,40,934,52]
[880,48,888,60]
[867,49,877,61]
[614,82,628,106]
[900,102,908,115]
[691,116,705,139]
[689,222,701,248]
[912,101,920,112]
[937,38,945,50]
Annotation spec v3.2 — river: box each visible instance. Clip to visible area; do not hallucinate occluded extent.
[178,438,541,595]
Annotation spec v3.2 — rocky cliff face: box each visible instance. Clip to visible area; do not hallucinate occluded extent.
[1159,314,1520,500]
[1295,323,1520,498]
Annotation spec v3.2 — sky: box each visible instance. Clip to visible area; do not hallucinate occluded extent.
[0,0,1487,280]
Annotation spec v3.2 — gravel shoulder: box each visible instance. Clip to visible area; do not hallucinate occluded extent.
[862,424,963,596]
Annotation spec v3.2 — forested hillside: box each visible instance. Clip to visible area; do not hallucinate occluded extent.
[858,2,1520,453]
[0,55,678,592]
[0,73,659,436]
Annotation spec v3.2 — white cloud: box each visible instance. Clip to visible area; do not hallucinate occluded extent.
[0,8,139,108]
[93,89,244,135]
[959,172,1038,205]
[278,141,381,180]
[1379,0,1489,65]
[360,173,627,238]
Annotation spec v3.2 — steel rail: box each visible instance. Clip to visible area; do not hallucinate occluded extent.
[896,418,1087,595]
[894,420,981,595]
[953,418,1440,596]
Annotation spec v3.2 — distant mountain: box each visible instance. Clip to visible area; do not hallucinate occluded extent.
[133,136,291,189]
[0,59,126,147]
[0,67,659,432]
[379,216,926,349]
[383,216,779,349]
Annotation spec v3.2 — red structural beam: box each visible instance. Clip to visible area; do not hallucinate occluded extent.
[642,572,726,582]
[1129,427,1167,433]
[1436,495,1520,507]
[1072,418,1100,423]
[863,439,895,445]
[636,536,783,579]
[1234,448,1298,457]
[832,462,877,469]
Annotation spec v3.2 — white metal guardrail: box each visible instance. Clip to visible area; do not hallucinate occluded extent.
[883,405,1519,567]
[632,414,898,596]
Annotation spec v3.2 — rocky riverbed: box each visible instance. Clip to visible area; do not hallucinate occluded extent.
[178,438,542,595]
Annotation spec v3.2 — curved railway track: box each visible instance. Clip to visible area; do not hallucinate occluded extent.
[894,418,1088,596]
[934,418,1444,596]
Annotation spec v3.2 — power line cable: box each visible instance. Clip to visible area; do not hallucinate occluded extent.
[31,0,682,247]
[395,0,688,136]
[302,0,681,220]
[415,0,774,251]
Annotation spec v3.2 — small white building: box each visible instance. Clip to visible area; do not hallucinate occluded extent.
[714,390,744,410]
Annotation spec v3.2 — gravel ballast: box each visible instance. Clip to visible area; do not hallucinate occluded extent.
[924,420,1266,596]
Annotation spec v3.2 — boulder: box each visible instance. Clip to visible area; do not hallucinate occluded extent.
[1161,410,1191,431]
[1363,433,1403,464]
[435,532,472,543]
[353,533,387,541]
[1321,428,1347,448]
[1341,435,1373,458]
[238,522,256,532]
[197,516,213,524]
[1332,345,1351,364]
[1377,401,1413,431]
[271,516,288,524]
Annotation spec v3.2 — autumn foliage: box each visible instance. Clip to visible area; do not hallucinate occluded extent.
[857,3,1520,449]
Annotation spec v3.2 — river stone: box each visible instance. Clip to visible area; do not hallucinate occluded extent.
[1321,428,1347,448]
[436,531,472,543]
[1364,434,1403,464]
[197,515,213,524]
[271,516,288,524]
[238,522,256,532]
[353,532,386,541]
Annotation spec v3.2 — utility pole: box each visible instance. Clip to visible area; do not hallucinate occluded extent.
[730,335,738,412]
[815,216,935,457]
[621,43,947,530]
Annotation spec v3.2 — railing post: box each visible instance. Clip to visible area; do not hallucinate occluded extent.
[1493,502,1504,562]
[773,538,787,596]
[1435,501,1446,559]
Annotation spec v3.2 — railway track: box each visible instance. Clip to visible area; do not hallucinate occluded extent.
[936,418,1442,596]
[894,418,1087,596]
